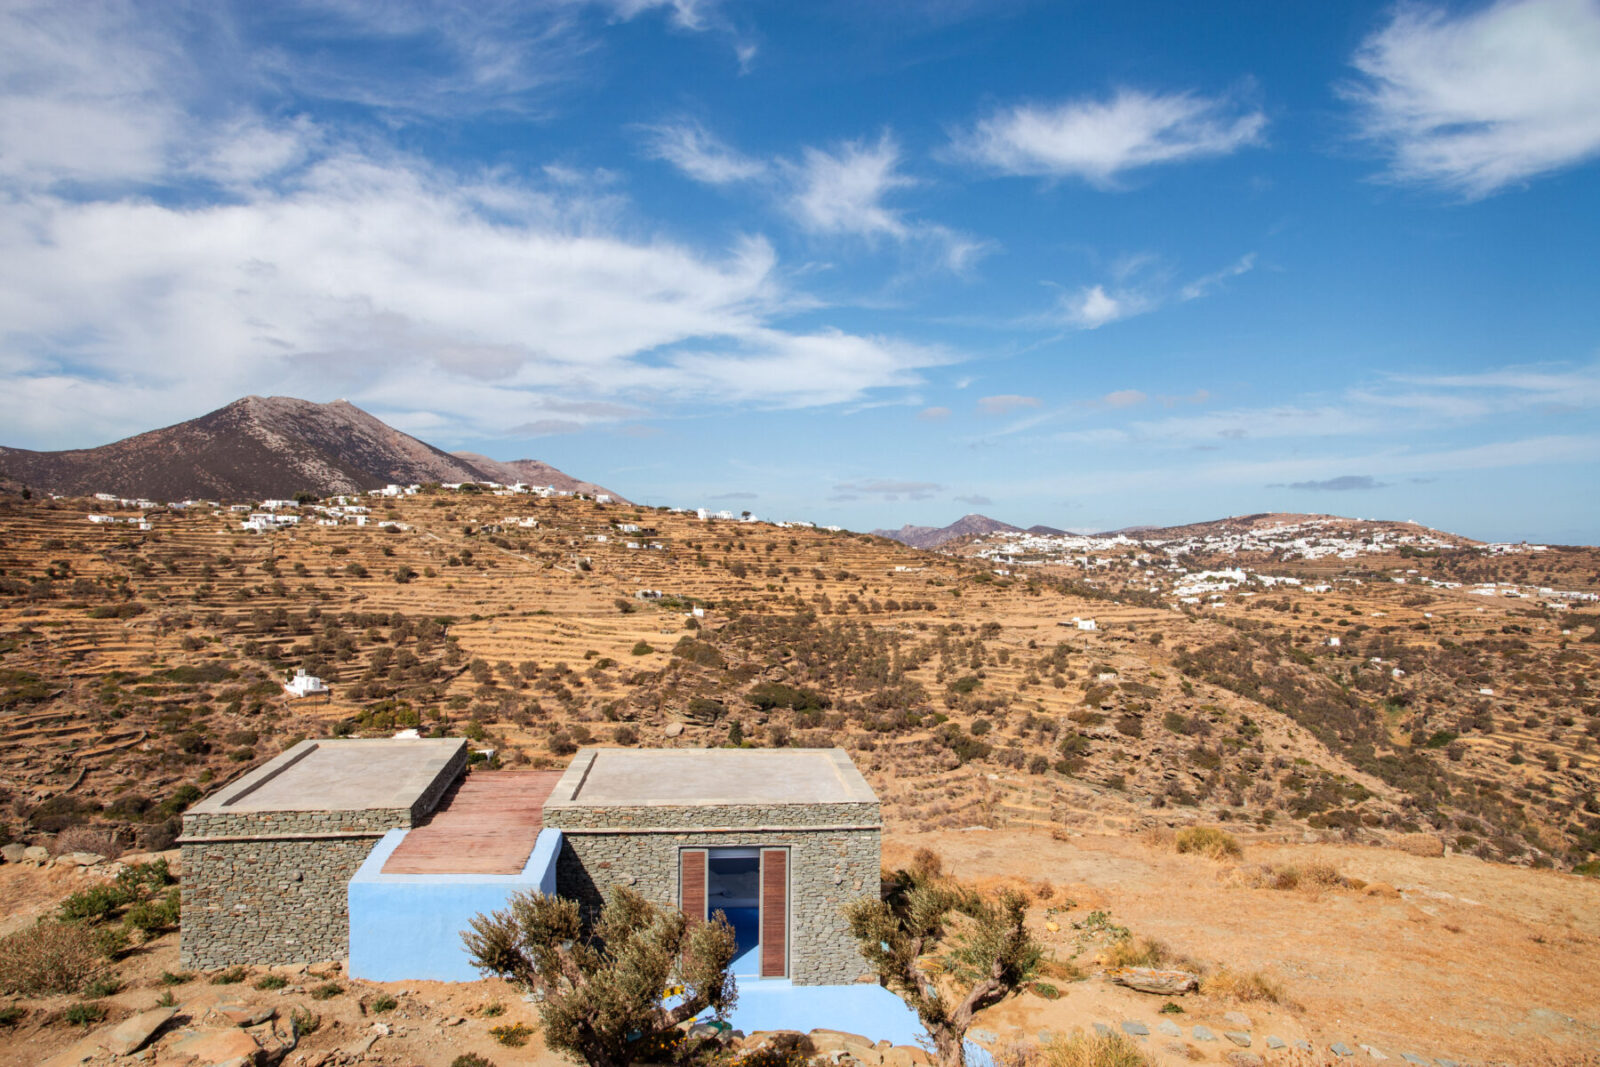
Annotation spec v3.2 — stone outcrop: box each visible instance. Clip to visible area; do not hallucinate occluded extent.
[1107,966,1199,995]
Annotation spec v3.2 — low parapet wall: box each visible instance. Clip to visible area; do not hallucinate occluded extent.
[348,828,563,982]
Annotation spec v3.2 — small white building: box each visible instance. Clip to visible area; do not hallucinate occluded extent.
[596,494,612,504]
[1070,617,1097,631]
[284,669,330,699]
[1327,636,1341,647]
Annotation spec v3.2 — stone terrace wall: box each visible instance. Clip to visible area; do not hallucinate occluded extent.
[548,801,880,986]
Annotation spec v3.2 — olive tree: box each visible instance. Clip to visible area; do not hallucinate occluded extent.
[845,865,1040,1067]
[463,887,737,1067]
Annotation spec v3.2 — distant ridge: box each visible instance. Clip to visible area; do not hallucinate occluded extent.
[451,453,627,503]
[0,396,623,503]
[870,513,1022,549]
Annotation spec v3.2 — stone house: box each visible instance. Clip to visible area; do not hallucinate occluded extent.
[179,741,880,988]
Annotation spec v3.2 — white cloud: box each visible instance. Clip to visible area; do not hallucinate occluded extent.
[1049,252,1253,330]
[1102,389,1147,409]
[956,88,1265,186]
[0,3,976,449]
[1179,253,1256,301]
[642,120,767,184]
[918,406,952,420]
[1056,284,1149,329]
[1346,0,1600,197]
[977,394,1042,415]
[788,135,913,239]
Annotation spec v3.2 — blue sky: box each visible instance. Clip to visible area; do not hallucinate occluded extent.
[2,0,1598,543]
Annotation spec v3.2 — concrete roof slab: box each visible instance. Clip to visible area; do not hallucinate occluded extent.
[190,738,466,814]
[547,748,877,808]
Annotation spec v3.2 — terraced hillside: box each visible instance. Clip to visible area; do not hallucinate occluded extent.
[1,490,1597,874]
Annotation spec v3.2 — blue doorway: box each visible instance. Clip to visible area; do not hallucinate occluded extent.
[706,849,761,975]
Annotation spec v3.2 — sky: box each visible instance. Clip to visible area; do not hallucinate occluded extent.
[2,0,1598,544]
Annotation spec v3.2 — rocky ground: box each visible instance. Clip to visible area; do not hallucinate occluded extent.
[4,827,1599,1067]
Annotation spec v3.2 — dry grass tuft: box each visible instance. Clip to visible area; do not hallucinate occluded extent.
[1237,861,1352,892]
[1201,967,1284,1004]
[1173,827,1242,861]
[1042,1030,1156,1067]
[0,921,102,996]
[50,827,123,860]
[1101,936,1167,969]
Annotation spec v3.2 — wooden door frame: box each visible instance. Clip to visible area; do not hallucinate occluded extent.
[758,846,790,980]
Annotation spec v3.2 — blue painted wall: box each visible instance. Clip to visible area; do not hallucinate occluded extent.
[348,827,561,982]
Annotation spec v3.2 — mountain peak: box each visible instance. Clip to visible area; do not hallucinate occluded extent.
[0,397,622,502]
[871,513,1022,550]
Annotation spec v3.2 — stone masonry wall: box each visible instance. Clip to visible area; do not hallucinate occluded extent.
[179,836,380,969]
[178,745,465,969]
[550,802,880,986]
[546,801,879,831]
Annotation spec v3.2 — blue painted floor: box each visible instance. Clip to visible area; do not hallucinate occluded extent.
[715,980,926,1046]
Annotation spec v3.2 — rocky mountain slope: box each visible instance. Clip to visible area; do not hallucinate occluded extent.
[450,452,627,502]
[872,513,1023,549]
[0,397,619,503]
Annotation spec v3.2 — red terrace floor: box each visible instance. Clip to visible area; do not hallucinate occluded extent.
[381,769,563,875]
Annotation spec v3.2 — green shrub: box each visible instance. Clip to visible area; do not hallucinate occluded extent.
[210,966,248,985]
[62,1002,107,1027]
[0,1005,26,1027]
[369,994,397,1013]
[451,1055,496,1067]
[490,1022,534,1047]
[291,1006,320,1037]
[310,982,343,1000]
[59,885,129,924]
[159,970,194,986]
[82,975,122,998]
[630,641,654,656]
[480,1002,505,1017]
[254,974,288,990]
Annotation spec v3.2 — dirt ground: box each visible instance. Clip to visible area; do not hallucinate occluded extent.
[888,829,1600,1065]
[6,828,1600,1066]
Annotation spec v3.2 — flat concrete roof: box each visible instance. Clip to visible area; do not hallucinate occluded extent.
[546,748,877,808]
[190,738,466,814]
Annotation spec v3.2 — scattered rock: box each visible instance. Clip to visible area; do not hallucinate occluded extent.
[1192,1025,1217,1042]
[883,1046,934,1067]
[1331,1042,1355,1057]
[1225,1031,1252,1047]
[664,722,685,737]
[212,1002,276,1027]
[1106,966,1199,995]
[1225,1054,1264,1067]
[168,1026,262,1064]
[811,1029,881,1064]
[22,844,49,864]
[1224,1012,1252,1028]
[1400,1055,1428,1065]
[1265,1036,1286,1049]
[100,1006,177,1055]
[1295,1040,1313,1052]
[967,1029,997,1045]
[0,842,26,863]
[1121,1021,1149,1036]
[1157,1021,1182,1038]
[1395,833,1445,858]
[52,851,106,868]
[1360,1045,1388,1060]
